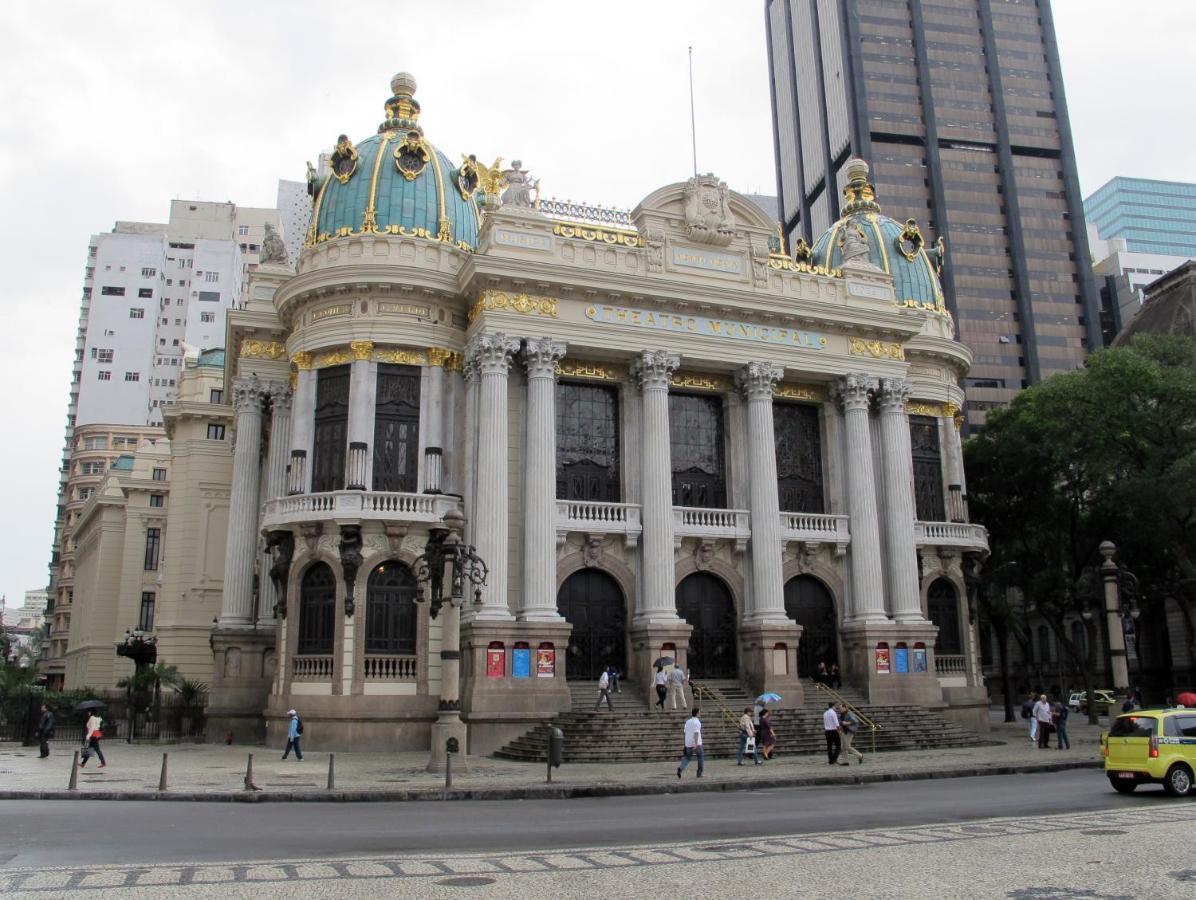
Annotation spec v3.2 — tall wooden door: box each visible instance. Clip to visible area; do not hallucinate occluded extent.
[675,573,738,678]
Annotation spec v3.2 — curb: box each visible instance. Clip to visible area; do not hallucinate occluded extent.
[0,759,1101,803]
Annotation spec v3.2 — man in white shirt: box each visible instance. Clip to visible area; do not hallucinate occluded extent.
[594,669,614,711]
[823,702,841,765]
[1032,693,1054,749]
[668,665,688,710]
[677,708,704,779]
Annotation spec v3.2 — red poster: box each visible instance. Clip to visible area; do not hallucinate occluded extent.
[536,646,555,678]
[874,645,891,674]
[486,644,505,678]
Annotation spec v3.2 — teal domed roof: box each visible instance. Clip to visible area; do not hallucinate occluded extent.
[808,159,948,316]
[306,73,480,251]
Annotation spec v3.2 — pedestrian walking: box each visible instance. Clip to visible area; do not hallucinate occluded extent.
[1033,694,1053,749]
[78,712,106,769]
[1021,692,1037,743]
[668,665,688,710]
[815,661,828,687]
[737,706,761,766]
[823,702,841,765]
[36,704,55,759]
[829,663,842,689]
[653,666,668,710]
[594,668,614,711]
[838,703,864,765]
[1053,697,1070,750]
[676,707,703,779]
[758,708,777,760]
[282,709,304,760]
[608,665,621,694]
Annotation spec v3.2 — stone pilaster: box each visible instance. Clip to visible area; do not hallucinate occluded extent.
[422,361,446,493]
[834,374,888,624]
[631,350,682,624]
[259,383,292,625]
[467,332,521,621]
[736,362,788,625]
[520,338,567,620]
[288,356,315,495]
[219,375,266,627]
[878,378,924,623]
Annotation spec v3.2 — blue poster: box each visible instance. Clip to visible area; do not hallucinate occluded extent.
[894,646,909,674]
[512,647,531,678]
[913,648,927,673]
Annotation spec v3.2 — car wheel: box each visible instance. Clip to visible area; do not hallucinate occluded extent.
[1109,777,1137,794]
[1164,765,1193,798]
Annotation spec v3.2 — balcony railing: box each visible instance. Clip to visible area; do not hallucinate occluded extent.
[292,655,333,681]
[780,512,850,551]
[363,655,418,681]
[673,506,750,551]
[262,491,461,528]
[914,521,989,552]
[935,654,967,676]
[555,500,642,547]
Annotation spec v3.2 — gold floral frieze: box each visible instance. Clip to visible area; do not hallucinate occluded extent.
[767,256,842,278]
[468,290,558,324]
[291,351,313,370]
[907,401,961,420]
[556,361,623,382]
[774,382,828,403]
[848,337,905,361]
[314,348,353,368]
[239,339,287,361]
[672,372,732,393]
[553,223,645,248]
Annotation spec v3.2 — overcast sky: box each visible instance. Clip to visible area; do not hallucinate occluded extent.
[1,0,1193,608]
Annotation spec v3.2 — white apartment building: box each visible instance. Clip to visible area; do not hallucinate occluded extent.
[276,179,311,269]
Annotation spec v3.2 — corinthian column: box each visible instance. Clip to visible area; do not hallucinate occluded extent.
[288,353,315,494]
[520,338,567,621]
[632,350,682,624]
[259,382,292,624]
[736,362,788,625]
[834,374,888,624]
[462,357,479,545]
[345,340,376,490]
[467,332,521,621]
[878,378,924,623]
[220,375,266,627]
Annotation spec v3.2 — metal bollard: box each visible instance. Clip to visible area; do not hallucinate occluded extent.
[443,737,458,799]
[158,752,169,791]
[326,753,335,790]
[244,752,260,791]
[68,750,79,791]
[547,727,564,784]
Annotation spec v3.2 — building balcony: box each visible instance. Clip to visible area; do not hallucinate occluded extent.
[555,500,642,548]
[914,521,989,554]
[261,491,461,530]
[292,655,333,681]
[780,512,851,554]
[934,654,968,676]
[673,506,750,551]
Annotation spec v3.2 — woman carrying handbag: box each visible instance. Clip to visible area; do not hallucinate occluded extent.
[79,713,107,768]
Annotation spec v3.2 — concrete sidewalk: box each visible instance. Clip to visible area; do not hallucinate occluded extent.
[0,719,1103,803]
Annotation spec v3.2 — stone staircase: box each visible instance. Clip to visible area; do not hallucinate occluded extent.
[492,679,990,763]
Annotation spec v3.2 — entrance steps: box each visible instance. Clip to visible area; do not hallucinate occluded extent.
[492,678,989,763]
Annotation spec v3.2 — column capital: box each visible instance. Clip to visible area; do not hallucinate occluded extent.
[877,377,912,412]
[291,351,313,371]
[266,381,293,413]
[631,350,681,390]
[467,332,521,376]
[232,374,267,412]
[522,338,567,379]
[735,362,785,402]
[349,340,374,361]
[833,373,878,412]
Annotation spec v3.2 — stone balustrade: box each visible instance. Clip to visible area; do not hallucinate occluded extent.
[292,656,334,680]
[261,491,461,529]
[935,654,967,676]
[780,512,851,552]
[363,655,418,681]
[555,500,643,547]
[914,521,989,553]
[672,506,750,551]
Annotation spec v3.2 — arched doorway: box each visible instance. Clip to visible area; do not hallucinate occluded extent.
[297,562,336,656]
[675,573,738,678]
[784,575,837,678]
[365,562,418,655]
[557,569,626,681]
[927,579,962,656]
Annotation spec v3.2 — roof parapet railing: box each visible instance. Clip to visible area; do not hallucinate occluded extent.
[534,197,635,230]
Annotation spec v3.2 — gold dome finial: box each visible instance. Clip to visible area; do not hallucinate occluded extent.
[841,157,881,215]
[381,71,422,134]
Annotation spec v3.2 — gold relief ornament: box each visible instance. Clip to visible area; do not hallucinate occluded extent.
[291,351,314,371]
[468,290,558,324]
[394,131,429,181]
[907,402,942,418]
[456,154,480,199]
[766,256,841,278]
[774,382,828,403]
[315,348,353,368]
[848,337,906,361]
[475,157,507,198]
[672,372,732,393]
[553,223,644,248]
[897,219,925,262]
[424,347,463,371]
[556,361,622,382]
[239,339,287,361]
[350,340,374,361]
[373,347,427,366]
[330,134,359,184]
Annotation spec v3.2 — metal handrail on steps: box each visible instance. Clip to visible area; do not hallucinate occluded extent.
[691,681,741,732]
[813,681,881,754]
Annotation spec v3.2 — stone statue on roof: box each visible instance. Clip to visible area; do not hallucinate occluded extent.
[500,160,539,208]
[260,223,288,265]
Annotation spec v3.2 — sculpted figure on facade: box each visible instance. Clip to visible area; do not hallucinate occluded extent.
[500,160,539,208]
[644,228,665,273]
[339,525,364,618]
[683,174,735,247]
[260,223,288,265]
[839,220,874,267]
[266,530,295,619]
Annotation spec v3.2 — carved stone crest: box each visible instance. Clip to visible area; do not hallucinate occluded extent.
[683,174,735,247]
[582,534,605,568]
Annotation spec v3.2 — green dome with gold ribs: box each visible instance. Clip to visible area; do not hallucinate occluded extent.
[808,159,949,316]
[305,72,481,251]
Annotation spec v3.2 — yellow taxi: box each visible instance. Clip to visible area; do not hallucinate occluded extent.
[1102,708,1196,796]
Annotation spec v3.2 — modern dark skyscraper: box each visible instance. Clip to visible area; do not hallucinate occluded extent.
[765,0,1101,425]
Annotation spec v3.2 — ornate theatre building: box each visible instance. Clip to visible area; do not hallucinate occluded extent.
[200,73,989,754]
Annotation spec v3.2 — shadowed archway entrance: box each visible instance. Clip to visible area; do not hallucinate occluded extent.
[784,575,837,678]
[557,569,626,681]
[675,573,738,678]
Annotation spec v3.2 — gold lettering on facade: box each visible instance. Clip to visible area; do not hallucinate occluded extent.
[239,339,287,361]
[468,290,559,324]
[310,304,353,323]
[848,337,905,361]
[378,302,432,318]
[672,372,732,393]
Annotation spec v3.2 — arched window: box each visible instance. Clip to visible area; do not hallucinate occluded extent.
[1070,620,1087,664]
[927,580,962,656]
[365,562,418,654]
[297,562,336,655]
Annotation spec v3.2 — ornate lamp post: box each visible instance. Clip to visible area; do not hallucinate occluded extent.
[1099,541,1141,696]
[412,509,487,773]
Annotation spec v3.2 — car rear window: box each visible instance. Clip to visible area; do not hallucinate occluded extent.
[1110,716,1157,737]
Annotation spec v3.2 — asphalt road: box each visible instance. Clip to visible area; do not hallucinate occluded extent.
[0,769,1178,870]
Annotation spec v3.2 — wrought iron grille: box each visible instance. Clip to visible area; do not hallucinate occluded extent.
[556,382,621,502]
[774,402,825,513]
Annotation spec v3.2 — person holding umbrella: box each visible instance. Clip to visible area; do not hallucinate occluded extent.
[76,700,106,769]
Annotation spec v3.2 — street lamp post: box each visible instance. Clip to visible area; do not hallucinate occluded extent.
[412,509,488,774]
[1099,541,1140,697]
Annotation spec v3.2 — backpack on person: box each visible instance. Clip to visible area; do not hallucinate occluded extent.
[296,717,304,735]
[1020,699,1033,720]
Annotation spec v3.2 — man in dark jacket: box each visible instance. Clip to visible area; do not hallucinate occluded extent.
[36,705,55,758]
